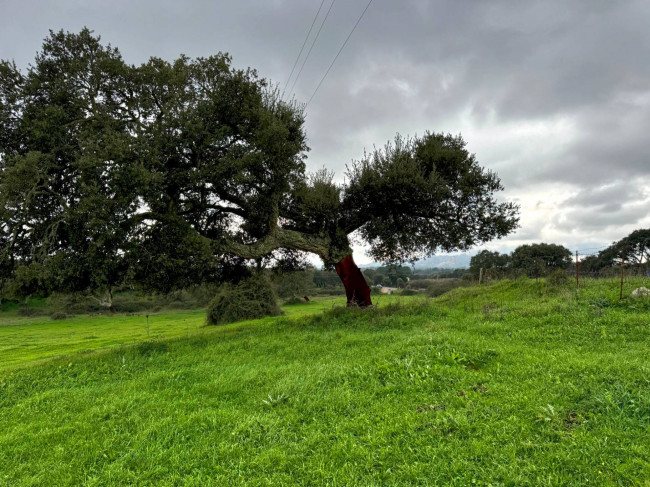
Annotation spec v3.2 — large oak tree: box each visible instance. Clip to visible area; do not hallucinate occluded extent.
[1,29,519,307]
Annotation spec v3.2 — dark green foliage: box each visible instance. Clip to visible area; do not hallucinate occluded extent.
[469,250,510,278]
[583,229,650,275]
[425,279,467,297]
[579,254,607,274]
[44,285,219,315]
[206,274,281,325]
[17,307,42,317]
[617,228,650,264]
[163,285,220,310]
[342,133,519,262]
[4,262,51,300]
[271,269,313,298]
[548,269,570,287]
[312,270,343,288]
[0,30,138,299]
[511,243,572,277]
[362,267,380,285]
[611,228,650,265]
[2,30,518,301]
[310,286,346,296]
[364,265,441,287]
[132,218,224,293]
[406,278,436,289]
[412,267,467,279]
[47,293,107,315]
[282,169,342,236]
[1,29,307,297]
[49,312,67,320]
[371,265,413,286]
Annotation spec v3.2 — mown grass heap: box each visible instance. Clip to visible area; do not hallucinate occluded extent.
[206,274,281,325]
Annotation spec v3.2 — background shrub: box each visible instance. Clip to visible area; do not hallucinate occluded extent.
[207,274,281,325]
[548,269,570,287]
[425,279,467,297]
[17,307,40,317]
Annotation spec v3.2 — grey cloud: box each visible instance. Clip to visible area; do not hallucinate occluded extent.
[552,203,649,233]
[562,182,645,212]
[2,0,650,255]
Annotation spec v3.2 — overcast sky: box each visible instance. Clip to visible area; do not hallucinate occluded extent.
[2,0,649,264]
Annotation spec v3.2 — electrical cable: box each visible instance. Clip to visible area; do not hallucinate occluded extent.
[575,245,610,253]
[281,0,326,101]
[305,0,374,108]
[287,0,337,99]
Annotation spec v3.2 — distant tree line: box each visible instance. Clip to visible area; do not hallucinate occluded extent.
[579,229,650,274]
[469,229,650,279]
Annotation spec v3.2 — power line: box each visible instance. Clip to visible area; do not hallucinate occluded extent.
[287,0,337,99]
[574,245,611,255]
[305,0,374,108]
[281,0,326,101]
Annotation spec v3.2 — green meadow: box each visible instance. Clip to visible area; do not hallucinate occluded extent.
[0,295,353,374]
[1,279,649,486]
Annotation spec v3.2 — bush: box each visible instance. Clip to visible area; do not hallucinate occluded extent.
[407,279,435,289]
[50,312,68,320]
[0,299,19,313]
[47,293,106,314]
[548,269,569,287]
[425,279,467,298]
[207,274,282,325]
[18,307,39,316]
[111,295,154,313]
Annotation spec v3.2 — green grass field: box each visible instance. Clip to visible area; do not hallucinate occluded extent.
[0,294,360,374]
[1,279,649,486]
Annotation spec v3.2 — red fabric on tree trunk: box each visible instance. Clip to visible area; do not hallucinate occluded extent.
[334,254,372,307]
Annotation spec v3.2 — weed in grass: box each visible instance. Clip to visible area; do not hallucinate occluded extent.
[262,393,288,407]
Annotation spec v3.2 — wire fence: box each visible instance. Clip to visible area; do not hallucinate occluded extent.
[472,248,650,300]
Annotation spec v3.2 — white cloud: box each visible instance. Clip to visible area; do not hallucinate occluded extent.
[2,0,649,263]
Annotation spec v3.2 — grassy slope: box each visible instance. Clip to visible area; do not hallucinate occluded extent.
[0,295,366,373]
[1,279,649,486]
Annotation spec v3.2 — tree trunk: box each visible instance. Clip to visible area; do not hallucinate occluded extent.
[334,254,372,307]
[91,287,115,313]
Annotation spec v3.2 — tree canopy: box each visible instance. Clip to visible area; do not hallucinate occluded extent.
[606,229,650,265]
[579,229,650,274]
[510,243,572,277]
[469,250,510,278]
[1,29,520,306]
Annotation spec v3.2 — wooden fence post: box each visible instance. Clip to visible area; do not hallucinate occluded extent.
[619,255,625,301]
[575,250,579,290]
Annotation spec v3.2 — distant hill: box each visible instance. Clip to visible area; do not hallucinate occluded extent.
[363,253,471,270]
[413,254,471,269]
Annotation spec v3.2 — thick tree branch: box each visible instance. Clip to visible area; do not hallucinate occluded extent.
[220,227,349,264]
